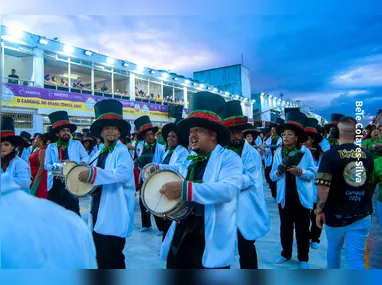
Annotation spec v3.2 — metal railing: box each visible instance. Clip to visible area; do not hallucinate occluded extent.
[4,76,35,87]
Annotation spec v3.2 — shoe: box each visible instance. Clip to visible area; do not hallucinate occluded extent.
[310,242,320,249]
[140,227,152,232]
[274,256,291,264]
[299,262,309,269]
[156,231,163,236]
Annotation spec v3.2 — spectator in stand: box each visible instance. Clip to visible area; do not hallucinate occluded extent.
[44,74,52,83]
[7,69,19,84]
[115,89,121,94]
[156,94,161,101]
[60,78,68,87]
[73,77,84,89]
[181,99,184,105]
[51,77,57,85]
[101,84,109,93]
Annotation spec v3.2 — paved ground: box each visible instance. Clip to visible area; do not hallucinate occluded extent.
[79,173,381,269]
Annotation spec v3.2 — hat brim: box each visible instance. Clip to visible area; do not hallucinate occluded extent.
[276,124,308,142]
[242,129,259,140]
[305,131,323,143]
[21,139,31,148]
[54,123,77,133]
[0,136,24,147]
[176,117,231,146]
[90,119,131,138]
[137,126,159,141]
[226,123,254,132]
[162,123,189,148]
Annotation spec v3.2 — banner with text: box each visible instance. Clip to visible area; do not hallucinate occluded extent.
[1,84,170,119]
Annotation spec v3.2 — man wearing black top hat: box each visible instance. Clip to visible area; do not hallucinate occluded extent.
[78,99,135,269]
[17,131,32,163]
[159,92,243,269]
[134,115,166,235]
[223,100,270,269]
[44,111,89,215]
[270,110,316,269]
[315,116,374,269]
[264,118,283,201]
[325,114,345,149]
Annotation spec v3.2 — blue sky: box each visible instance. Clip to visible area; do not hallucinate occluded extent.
[2,15,381,121]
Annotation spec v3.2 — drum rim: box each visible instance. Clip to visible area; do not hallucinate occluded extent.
[65,165,96,197]
[141,169,184,215]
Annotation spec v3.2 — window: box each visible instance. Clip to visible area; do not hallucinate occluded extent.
[2,112,34,129]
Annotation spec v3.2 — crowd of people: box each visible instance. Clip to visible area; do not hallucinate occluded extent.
[1,92,381,270]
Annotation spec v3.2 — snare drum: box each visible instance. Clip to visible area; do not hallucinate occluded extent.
[141,163,157,181]
[66,165,97,197]
[141,170,192,221]
[51,161,78,179]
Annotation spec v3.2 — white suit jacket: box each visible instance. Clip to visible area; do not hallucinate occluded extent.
[0,172,97,269]
[236,141,270,240]
[160,145,243,268]
[88,141,136,238]
[270,145,316,209]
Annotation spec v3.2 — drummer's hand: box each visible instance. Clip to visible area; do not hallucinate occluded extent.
[258,145,265,155]
[288,165,299,175]
[78,169,90,182]
[149,165,156,173]
[159,181,182,200]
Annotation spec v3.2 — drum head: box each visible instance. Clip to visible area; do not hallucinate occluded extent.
[142,170,182,214]
[63,161,77,176]
[66,166,94,197]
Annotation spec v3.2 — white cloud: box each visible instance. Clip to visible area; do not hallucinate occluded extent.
[331,62,382,88]
[2,15,219,76]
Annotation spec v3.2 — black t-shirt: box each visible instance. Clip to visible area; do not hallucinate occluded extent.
[8,74,19,84]
[315,143,374,227]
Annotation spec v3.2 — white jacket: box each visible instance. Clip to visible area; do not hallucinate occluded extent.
[6,156,31,194]
[158,145,189,169]
[263,136,282,167]
[0,172,97,269]
[88,141,136,238]
[270,145,316,209]
[237,141,270,240]
[160,145,243,268]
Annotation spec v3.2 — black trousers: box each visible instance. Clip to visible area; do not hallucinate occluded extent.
[167,235,230,269]
[310,203,322,243]
[265,166,277,199]
[278,201,310,262]
[48,178,80,216]
[162,219,173,241]
[238,230,258,269]
[92,231,126,269]
[139,196,166,231]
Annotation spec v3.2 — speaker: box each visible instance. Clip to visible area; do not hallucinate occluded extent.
[168,104,184,118]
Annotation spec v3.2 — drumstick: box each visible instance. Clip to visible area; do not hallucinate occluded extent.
[154,192,164,212]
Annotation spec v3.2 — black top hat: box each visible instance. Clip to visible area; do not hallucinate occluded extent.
[275,118,285,126]
[176,91,231,146]
[31,133,42,140]
[325,113,345,132]
[48,111,77,133]
[242,127,258,140]
[73,132,83,141]
[19,131,32,147]
[276,110,308,142]
[82,132,96,148]
[81,128,90,135]
[90,99,131,138]
[162,117,188,147]
[223,100,253,131]
[44,126,56,143]
[0,117,23,147]
[134,116,159,141]
[304,118,323,143]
